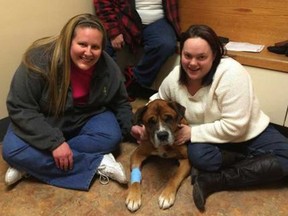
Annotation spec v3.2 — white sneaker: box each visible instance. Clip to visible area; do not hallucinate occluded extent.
[5,167,26,186]
[97,153,127,185]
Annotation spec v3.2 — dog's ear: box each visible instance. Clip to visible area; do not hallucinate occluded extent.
[167,101,186,122]
[133,105,148,125]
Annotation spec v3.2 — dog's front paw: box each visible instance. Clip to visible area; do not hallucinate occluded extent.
[158,190,176,209]
[126,194,141,212]
[125,183,142,212]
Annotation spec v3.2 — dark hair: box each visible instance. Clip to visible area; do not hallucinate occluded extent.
[179,24,226,86]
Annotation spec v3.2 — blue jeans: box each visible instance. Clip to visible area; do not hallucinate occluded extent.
[188,124,288,175]
[106,18,177,87]
[2,111,122,190]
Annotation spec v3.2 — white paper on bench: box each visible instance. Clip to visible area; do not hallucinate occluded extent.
[225,42,265,53]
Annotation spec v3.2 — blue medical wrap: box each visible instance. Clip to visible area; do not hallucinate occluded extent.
[131,167,142,183]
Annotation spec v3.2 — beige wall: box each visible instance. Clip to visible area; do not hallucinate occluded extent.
[0,0,94,118]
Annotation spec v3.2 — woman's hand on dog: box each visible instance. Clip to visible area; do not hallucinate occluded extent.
[130,125,148,144]
[175,124,191,145]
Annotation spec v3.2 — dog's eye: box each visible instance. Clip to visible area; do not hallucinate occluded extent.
[163,114,174,123]
[147,117,157,126]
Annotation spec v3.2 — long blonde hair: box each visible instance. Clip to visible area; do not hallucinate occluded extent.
[22,13,106,116]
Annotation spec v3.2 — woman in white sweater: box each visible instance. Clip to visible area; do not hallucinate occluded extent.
[140,24,288,211]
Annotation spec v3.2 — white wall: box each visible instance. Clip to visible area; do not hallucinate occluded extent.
[0,0,94,118]
[246,66,288,126]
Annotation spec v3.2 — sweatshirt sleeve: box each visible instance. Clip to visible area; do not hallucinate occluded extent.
[102,54,133,138]
[111,84,133,138]
[7,64,65,151]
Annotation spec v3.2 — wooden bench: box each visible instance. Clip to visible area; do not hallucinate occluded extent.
[179,0,288,73]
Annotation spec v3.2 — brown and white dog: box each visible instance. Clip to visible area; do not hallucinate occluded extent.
[125,99,191,212]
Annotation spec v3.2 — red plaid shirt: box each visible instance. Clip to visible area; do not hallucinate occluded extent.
[93,0,180,51]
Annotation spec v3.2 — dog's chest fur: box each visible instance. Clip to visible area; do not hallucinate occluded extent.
[150,145,184,158]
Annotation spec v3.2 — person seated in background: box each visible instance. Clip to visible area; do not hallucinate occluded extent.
[2,13,133,190]
[93,0,181,101]
[131,24,288,211]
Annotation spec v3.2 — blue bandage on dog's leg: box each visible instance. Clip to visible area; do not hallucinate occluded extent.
[131,167,142,183]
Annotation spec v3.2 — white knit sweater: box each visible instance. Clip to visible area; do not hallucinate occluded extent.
[151,57,270,143]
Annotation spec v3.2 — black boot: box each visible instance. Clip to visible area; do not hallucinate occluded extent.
[220,149,246,167]
[191,150,245,185]
[193,154,284,211]
[191,167,199,185]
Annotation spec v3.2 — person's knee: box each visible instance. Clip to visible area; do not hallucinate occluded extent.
[2,143,19,165]
[2,131,30,165]
[110,133,122,148]
[188,144,222,171]
[158,40,176,56]
[101,130,122,153]
[2,135,15,162]
[2,147,10,162]
[188,151,214,171]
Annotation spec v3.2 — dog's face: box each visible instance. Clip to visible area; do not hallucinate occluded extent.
[134,99,186,148]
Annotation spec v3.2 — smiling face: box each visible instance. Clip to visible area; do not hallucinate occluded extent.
[181,37,215,84]
[70,26,103,70]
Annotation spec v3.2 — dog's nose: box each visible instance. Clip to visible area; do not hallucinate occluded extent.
[157,131,169,141]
